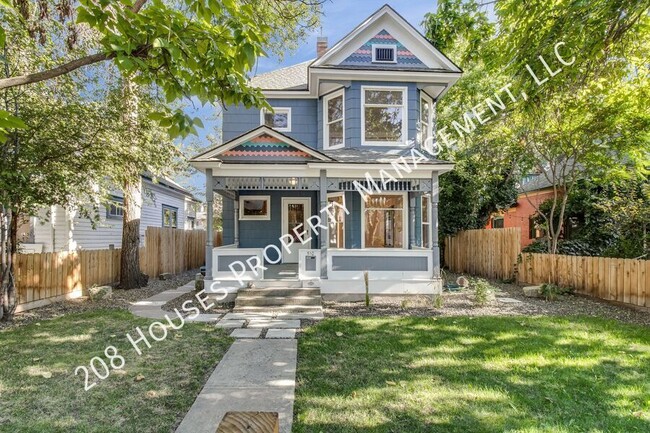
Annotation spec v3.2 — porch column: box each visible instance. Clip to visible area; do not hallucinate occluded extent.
[319,169,328,279]
[205,169,214,281]
[408,192,416,249]
[233,195,239,246]
[431,171,440,278]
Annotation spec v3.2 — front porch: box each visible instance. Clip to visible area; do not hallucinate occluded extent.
[190,127,451,300]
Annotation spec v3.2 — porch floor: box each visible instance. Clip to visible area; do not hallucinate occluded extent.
[265,264,299,281]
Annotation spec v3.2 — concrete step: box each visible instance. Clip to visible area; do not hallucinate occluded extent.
[253,280,303,288]
[236,295,322,307]
[232,305,323,314]
[238,288,321,298]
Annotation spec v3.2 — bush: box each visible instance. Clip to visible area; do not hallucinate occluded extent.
[522,239,596,256]
[471,278,495,306]
[433,294,444,309]
[540,283,574,301]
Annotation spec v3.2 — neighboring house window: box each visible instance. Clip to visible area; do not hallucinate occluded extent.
[327,193,346,248]
[260,107,291,132]
[323,90,345,150]
[420,93,434,148]
[491,216,504,229]
[363,194,406,248]
[187,216,195,229]
[361,86,408,146]
[162,205,178,228]
[107,196,124,219]
[239,195,271,221]
[421,195,430,248]
[529,216,545,239]
[372,44,396,63]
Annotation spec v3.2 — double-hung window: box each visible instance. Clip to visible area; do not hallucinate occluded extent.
[323,90,345,149]
[106,196,124,219]
[363,194,406,248]
[421,195,431,248]
[420,93,434,149]
[327,193,346,248]
[162,205,178,228]
[362,86,408,146]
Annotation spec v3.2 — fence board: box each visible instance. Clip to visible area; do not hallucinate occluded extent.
[16,229,222,310]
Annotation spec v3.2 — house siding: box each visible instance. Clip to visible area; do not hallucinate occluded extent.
[222,99,318,147]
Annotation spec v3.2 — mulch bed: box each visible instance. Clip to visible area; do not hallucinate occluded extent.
[0,270,199,330]
[323,274,650,327]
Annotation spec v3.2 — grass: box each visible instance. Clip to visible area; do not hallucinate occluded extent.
[294,316,650,433]
[0,309,232,433]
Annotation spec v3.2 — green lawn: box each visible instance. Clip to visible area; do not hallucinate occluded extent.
[0,310,232,433]
[295,316,650,433]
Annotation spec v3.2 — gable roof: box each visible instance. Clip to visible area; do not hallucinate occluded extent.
[312,4,461,73]
[190,126,334,163]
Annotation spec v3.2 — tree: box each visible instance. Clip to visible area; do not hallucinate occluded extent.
[496,0,650,253]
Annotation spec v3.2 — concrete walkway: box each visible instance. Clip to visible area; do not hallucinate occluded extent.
[175,339,297,433]
[129,281,301,432]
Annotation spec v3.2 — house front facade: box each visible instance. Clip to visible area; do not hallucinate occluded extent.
[191,5,462,299]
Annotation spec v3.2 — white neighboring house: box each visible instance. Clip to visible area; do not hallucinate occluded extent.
[19,175,204,253]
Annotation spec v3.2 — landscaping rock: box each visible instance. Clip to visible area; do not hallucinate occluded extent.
[88,285,112,301]
[195,273,204,291]
[523,286,542,298]
[159,273,172,281]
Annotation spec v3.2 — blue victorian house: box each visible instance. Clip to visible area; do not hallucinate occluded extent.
[191,4,461,300]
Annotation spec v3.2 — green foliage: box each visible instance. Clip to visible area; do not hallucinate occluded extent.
[433,294,444,309]
[540,283,574,301]
[471,278,494,307]
[364,271,370,307]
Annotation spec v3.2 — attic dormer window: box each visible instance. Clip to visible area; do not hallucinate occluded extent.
[372,44,397,63]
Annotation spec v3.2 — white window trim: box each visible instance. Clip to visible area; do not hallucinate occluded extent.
[361,85,409,147]
[420,92,434,147]
[360,191,408,249]
[260,107,292,132]
[323,89,345,150]
[371,44,398,64]
[421,195,431,248]
[239,195,271,221]
[327,192,346,248]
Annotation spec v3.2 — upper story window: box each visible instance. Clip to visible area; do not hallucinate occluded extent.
[420,93,434,148]
[106,196,123,219]
[372,44,397,63]
[261,107,292,132]
[361,86,408,146]
[162,205,178,228]
[323,89,345,150]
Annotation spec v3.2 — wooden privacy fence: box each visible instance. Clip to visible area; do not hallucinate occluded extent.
[444,228,521,281]
[518,253,649,308]
[15,228,222,311]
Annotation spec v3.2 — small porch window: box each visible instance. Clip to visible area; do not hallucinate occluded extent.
[261,107,291,132]
[323,90,345,150]
[239,195,271,221]
[363,193,406,248]
[421,195,431,248]
[327,193,345,248]
[362,86,408,146]
[162,205,178,228]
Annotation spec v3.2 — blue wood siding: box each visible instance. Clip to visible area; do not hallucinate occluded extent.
[222,99,318,147]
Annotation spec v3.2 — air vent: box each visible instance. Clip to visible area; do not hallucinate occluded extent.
[373,45,396,63]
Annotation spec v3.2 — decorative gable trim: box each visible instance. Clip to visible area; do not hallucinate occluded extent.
[190,126,334,162]
[312,5,461,73]
[341,30,426,68]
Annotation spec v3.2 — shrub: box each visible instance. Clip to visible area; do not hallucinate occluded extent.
[471,278,495,307]
[433,294,444,309]
[540,283,574,301]
[364,271,370,307]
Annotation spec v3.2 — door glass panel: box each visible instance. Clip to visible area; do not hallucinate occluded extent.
[287,203,305,242]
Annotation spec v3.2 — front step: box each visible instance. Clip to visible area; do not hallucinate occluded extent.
[234,287,323,313]
[253,280,303,288]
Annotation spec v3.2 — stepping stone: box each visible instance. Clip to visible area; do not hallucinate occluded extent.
[230,328,262,339]
[247,320,301,329]
[215,320,245,329]
[186,314,222,322]
[498,297,523,304]
[266,329,297,339]
[132,300,166,307]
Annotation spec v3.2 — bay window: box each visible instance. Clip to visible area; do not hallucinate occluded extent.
[327,193,346,248]
[363,194,406,248]
[323,90,345,149]
[362,86,408,145]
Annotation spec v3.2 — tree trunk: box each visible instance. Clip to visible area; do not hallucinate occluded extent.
[0,205,17,321]
[119,180,148,289]
[118,76,148,289]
